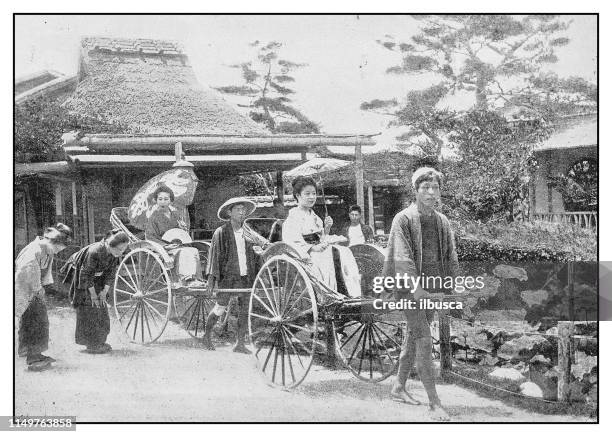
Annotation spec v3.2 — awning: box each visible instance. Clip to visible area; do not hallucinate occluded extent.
[67,153,316,171]
[65,133,379,155]
[15,161,71,176]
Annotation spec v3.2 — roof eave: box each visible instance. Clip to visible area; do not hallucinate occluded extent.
[65,133,379,155]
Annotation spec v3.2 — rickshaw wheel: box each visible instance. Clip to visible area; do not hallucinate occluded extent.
[332,310,404,383]
[249,255,318,389]
[174,294,215,339]
[113,247,172,344]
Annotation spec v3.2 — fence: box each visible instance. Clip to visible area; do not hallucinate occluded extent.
[533,212,597,232]
[437,315,597,403]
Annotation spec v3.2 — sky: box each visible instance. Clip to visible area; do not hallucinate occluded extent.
[15,14,597,152]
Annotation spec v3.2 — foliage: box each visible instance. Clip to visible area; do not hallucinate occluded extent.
[215,40,320,134]
[361,15,596,155]
[15,95,136,163]
[440,109,550,221]
[452,218,596,262]
[238,173,276,196]
[548,158,598,212]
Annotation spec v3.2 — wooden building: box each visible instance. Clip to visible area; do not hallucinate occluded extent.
[15,37,375,255]
[530,112,597,230]
[15,70,79,255]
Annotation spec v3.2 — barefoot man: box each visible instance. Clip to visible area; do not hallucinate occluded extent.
[383,167,459,421]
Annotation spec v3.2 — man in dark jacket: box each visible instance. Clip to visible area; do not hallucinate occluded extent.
[340,205,374,246]
[202,197,259,353]
[382,167,459,421]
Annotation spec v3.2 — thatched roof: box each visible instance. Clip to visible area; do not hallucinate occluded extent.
[63,37,268,135]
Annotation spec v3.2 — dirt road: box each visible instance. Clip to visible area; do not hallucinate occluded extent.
[14,302,593,422]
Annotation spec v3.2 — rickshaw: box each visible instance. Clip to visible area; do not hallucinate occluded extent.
[108,150,407,389]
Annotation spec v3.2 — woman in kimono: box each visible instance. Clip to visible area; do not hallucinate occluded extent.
[15,223,72,371]
[282,176,337,291]
[62,230,130,354]
[145,184,204,287]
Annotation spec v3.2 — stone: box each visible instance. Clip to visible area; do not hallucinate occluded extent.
[520,381,544,398]
[489,367,526,382]
[480,355,500,366]
[571,351,597,380]
[497,335,551,361]
[521,289,549,307]
[493,265,528,281]
[529,354,552,365]
[465,332,494,353]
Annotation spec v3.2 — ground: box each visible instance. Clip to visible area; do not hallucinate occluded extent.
[15,300,594,423]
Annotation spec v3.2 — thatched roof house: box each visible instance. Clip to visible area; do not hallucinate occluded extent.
[25,36,376,247]
[64,37,266,135]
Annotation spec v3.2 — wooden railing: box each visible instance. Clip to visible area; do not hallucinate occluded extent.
[533,212,597,231]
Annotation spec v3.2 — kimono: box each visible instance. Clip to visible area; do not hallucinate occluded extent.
[145,206,201,281]
[15,237,54,358]
[61,241,117,347]
[282,207,337,292]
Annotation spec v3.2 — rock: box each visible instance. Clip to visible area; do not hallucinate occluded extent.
[569,381,587,402]
[497,335,551,361]
[520,381,543,398]
[477,309,528,323]
[513,362,529,375]
[480,355,500,366]
[544,367,560,379]
[529,368,559,400]
[465,332,494,353]
[571,351,597,380]
[521,289,549,307]
[493,265,528,281]
[472,274,501,299]
[489,368,526,382]
[529,354,551,365]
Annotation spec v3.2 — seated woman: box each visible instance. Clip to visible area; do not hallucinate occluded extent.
[145,184,205,287]
[282,176,360,297]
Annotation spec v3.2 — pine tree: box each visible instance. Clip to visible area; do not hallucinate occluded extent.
[215,41,320,134]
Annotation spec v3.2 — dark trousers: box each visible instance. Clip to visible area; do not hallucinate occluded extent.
[18,295,49,362]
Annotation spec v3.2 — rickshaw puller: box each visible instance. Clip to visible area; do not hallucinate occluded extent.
[202,197,259,354]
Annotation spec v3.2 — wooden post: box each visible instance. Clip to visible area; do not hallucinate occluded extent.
[557,321,574,402]
[54,182,63,223]
[276,171,284,204]
[568,260,575,322]
[81,190,88,245]
[367,183,374,228]
[87,198,95,244]
[355,144,365,211]
[439,311,452,373]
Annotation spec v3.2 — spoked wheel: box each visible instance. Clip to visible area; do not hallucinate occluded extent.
[113,248,172,344]
[332,307,404,382]
[174,292,215,339]
[249,255,318,389]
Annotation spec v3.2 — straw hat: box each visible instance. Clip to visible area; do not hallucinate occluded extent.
[217,197,257,221]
